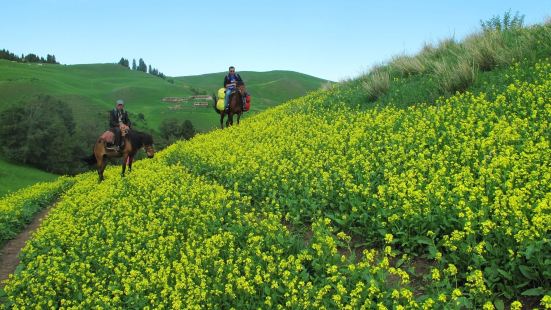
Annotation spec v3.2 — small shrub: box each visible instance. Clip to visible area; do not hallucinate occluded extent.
[362,70,390,102]
[391,54,427,77]
[422,37,460,72]
[480,10,525,32]
[434,56,477,94]
[464,31,505,71]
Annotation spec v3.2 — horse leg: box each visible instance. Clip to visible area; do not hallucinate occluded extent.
[98,156,107,182]
[237,113,241,125]
[128,155,133,172]
[220,113,225,129]
[121,153,129,177]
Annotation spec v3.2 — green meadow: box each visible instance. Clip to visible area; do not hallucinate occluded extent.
[0,158,58,198]
[176,70,331,108]
[0,61,328,133]
[0,60,327,186]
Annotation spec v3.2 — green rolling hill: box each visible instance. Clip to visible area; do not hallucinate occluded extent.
[0,61,198,132]
[0,60,328,187]
[0,158,58,198]
[176,70,331,108]
[0,61,329,133]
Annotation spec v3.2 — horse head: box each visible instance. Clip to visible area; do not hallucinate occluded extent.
[237,81,246,98]
[144,145,155,158]
[141,133,155,158]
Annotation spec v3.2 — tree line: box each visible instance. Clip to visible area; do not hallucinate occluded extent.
[0,49,59,64]
[118,57,166,79]
[0,95,196,174]
[0,95,83,174]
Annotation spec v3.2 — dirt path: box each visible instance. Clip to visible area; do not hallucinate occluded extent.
[0,205,53,287]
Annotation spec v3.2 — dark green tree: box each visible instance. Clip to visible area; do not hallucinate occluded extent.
[138,58,147,72]
[0,95,84,174]
[132,59,137,70]
[23,53,40,63]
[181,120,196,140]
[118,57,129,68]
[158,118,196,148]
[2,51,59,64]
[46,54,58,64]
[159,118,179,141]
[0,49,20,61]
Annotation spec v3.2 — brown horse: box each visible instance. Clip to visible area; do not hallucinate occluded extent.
[214,84,246,128]
[83,130,154,182]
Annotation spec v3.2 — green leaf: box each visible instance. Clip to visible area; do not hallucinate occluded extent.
[494,299,504,310]
[524,244,535,259]
[497,268,513,280]
[515,281,530,289]
[521,287,545,296]
[415,236,433,245]
[332,217,346,225]
[428,245,437,258]
[518,265,537,280]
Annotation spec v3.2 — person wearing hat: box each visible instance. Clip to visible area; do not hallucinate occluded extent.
[108,99,131,151]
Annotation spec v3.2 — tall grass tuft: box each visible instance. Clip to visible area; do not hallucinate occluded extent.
[391,54,427,77]
[464,31,506,71]
[356,11,550,105]
[362,69,390,102]
[420,37,462,74]
[433,37,459,59]
[433,55,477,95]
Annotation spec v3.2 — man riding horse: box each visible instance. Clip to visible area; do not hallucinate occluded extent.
[83,98,154,182]
[224,66,247,111]
[107,99,131,151]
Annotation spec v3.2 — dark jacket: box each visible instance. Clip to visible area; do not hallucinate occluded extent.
[223,73,243,89]
[109,108,131,128]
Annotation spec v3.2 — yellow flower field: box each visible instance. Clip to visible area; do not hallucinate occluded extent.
[1,59,549,308]
[0,176,73,245]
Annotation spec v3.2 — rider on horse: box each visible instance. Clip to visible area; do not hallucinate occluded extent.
[108,99,131,151]
[224,66,246,111]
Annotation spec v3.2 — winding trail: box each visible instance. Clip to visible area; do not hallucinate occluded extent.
[0,205,54,287]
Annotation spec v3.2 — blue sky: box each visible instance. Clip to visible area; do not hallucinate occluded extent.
[1,0,549,81]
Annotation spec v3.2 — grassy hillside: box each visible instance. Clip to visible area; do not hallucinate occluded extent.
[0,61,205,131]
[2,19,550,309]
[0,61,328,184]
[0,63,327,133]
[0,158,58,198]
[176,70,330,109]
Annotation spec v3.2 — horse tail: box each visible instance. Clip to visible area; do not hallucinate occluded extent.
[82,154,97,165]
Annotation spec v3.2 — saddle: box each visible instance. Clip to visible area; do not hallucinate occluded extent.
[101,124,129,151]
[100,131,115,144]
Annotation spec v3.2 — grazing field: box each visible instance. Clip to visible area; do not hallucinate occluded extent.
[175,70,331,109]
[0,159,58,198]
[0,62,327,133]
